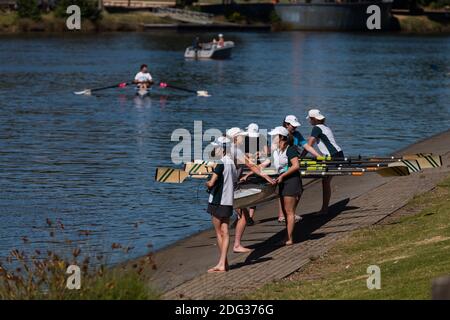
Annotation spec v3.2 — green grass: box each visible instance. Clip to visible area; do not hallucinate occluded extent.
[0,12,17,28]
[0,11,175,33]
[396,15,450,33]
[247,175,450,300]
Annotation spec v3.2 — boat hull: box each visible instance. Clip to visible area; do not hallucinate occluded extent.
[275,2,393,31]
[184,41,234,60]
[233,183,277,209]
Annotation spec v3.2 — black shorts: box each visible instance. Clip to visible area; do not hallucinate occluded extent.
[207,203,233,219]
[279,174,303,197]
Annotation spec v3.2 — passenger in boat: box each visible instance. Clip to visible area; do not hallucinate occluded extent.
[133,64,153,90]
[269,126,302,246]
[193,36,202,50]
[276,115,320,223]
[241,123,269,226]
[226,127,275,253]
[206,136,237,273]
[302,109,344,216]
[217,34,225,47]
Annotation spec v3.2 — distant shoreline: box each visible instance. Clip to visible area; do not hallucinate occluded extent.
[1,11,449,34]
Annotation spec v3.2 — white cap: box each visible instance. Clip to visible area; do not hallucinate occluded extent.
[306,109,325,120]
[284,115,301,127]
[245,123,259,138]
[226,127,244,139]
[211,136,231,147]
[268,126,289,137]
[219,34,223,37]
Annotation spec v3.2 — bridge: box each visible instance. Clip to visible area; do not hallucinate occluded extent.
[103,0,175,9]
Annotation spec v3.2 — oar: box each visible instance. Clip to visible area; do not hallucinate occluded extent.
[74,82,130,95]
[300,155,441,170]
[310,153,433,162]
[299,166,409,177]
[300,160,422,173]
[159,82,210,97]
[184,158,424,176]
[184,161,216,175]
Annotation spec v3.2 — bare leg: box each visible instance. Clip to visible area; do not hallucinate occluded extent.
[320,177,332,214]
[249,207,255,219]
[277,199,284,222]
[280,196,299,245]
[208,217,229,273]
[233,209,251,253]
[212,215,223,254]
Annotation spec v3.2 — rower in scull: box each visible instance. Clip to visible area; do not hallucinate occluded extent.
[133,64,154,95]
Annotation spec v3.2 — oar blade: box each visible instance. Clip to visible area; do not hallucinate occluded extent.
[184,161,215,175]
[155,167,189,183]
[402,153,433,160]
[197,90,210,97]
[389,160,421,173]
[416,155,442,169]
[376,166,410,177]
[73,89,91,95]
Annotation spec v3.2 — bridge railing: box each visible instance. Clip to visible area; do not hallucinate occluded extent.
[103,0,175,8]
[155,7,214,24]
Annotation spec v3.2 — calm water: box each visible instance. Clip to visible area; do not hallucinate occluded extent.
[0,32,449,263]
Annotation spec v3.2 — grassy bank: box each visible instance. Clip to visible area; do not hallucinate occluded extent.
[0,11,175,33]
[247,175,450,299]
[395,14,450,33]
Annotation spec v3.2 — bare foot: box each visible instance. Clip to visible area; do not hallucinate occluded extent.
[207,265,227,273]
[285,240,293,246]
[233,245,252,253]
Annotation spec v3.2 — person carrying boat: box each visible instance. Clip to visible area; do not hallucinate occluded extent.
[227,127,275,253]
[206,136,237,273]
[268,126,302,246]
[133,64,153,90]
[302,109,344,215]
[241,123,269,226]
[276,115,320,223]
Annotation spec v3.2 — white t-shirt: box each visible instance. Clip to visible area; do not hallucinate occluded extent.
[272,148,289,173]
[134,72,153,83]
[208,155,237,206]
[311,124,342,156]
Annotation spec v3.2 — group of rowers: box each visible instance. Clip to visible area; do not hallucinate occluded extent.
[205,110,343,273]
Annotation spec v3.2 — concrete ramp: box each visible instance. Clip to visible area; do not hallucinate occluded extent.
[155,7,214,25]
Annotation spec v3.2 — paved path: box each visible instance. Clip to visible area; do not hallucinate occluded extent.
[143,130,450,299]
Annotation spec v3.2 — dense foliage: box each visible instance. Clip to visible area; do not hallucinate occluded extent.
[16,0,41,21]
[54,0,101,21]
[417,0,450,8]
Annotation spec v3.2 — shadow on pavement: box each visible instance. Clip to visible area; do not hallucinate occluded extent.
[242,198,354,266]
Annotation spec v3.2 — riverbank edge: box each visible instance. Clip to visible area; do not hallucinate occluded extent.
[123,129,449,298]
[151,128,450,260]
